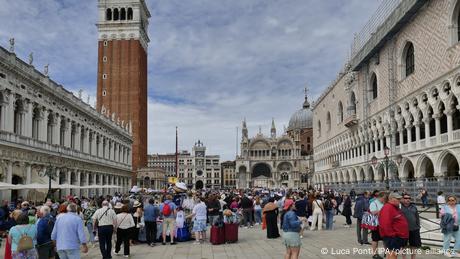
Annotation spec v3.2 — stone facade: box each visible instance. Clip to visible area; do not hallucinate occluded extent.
[136,167,166,190]
[312,0,460,189]
[236,118,312,189]
[221,161,236,188]
[0,45,133,201]
[96,0,149,182]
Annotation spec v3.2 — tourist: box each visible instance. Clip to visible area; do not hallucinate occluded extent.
[51,203,88,259]
[114,205,135,258]
[92,200,116,259]
[8,213,37,259]
[253,196,263,225]
[379,192,409,259]
[206,194,221,226]
[438,191,447,212]
[143,198,159,247]
[160,194,177,245]
[187,196,207,244]
[132,200,143,244]
[419,189,428,208]
[282,199,301,259]
[240,194,254,228]
[294,192,308,238]
[36,206,55,259]
[82,200,97,248]
[440,195,460,257]
[324,194,336,230]
[263,197,280,239]
[310,193,324,231]
[400,193,421,259]
[354,191,370,245]
[369,191,386,259]
[341,193,352,228]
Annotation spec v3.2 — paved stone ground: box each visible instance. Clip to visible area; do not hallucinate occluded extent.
[82,216,446,259]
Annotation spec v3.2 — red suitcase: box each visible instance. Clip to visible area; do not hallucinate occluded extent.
[210,225,225,245]
[224,223,238,243]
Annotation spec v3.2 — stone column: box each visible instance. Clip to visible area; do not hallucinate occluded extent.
[434,114,441,142]
[406,126,412,150]
[23,100,32,137]
[52,116,61,145]
[2,161,13,201]
[91,133,97,156]
[74,124,81,151]
[399,127,404,147]
[76,171,81,197]
[39,109,48,142]
[415,121,421,149]
[85,172,90,197]
[25,163,31,184]
[447,109,454,141]
[4,92,14,132]
[83,129,89,153]
[64,120,71,148]
[423,118,431,142]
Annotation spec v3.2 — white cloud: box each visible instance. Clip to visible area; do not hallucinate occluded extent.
[0,0,382,160]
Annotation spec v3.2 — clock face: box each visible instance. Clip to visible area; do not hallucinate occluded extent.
[196,151,204,157]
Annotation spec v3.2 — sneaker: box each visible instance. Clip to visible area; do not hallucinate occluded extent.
[114,250,120,256]
[444,251,454,258]
[149,243,155,247]
[170,242,177,245]
[193,241,201,245]
[162,242,166,245]
[244,226,248,229]
[123,255,129,258]
[300,235,303,239]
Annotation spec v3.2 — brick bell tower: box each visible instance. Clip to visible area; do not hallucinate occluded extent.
[96,0,150,184]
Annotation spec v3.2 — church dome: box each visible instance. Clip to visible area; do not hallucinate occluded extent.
[288,93,313,131]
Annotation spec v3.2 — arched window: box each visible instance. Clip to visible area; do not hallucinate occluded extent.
[59,118,66,146]
[337,101,343,123]
[404,42,415,77]
[371,73,378,99]
[348,91,356,115]
[70,123,76,149]
[13,98,23,135]
[326,112,331,132]
[80,127,85,152]
[47,112,53,144]
[127,8,133,20]
[106,9,112,21]
[113,8,119,21]
[32,107,40,140]
[120,8,126,20]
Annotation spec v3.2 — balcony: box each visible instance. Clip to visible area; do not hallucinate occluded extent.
[344,114,359,127]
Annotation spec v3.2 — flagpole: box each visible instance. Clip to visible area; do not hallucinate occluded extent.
[175,126,178,180]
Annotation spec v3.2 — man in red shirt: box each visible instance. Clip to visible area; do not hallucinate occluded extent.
[379,192,409,259]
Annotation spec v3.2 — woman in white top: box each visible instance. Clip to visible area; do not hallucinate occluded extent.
[115,205,135,257]
[187,196,208,244]
[310,193,324,231]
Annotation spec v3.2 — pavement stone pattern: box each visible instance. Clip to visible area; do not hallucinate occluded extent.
[82,216,446,259]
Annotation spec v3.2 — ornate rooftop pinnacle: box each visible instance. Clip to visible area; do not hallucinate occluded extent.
[303,86,310,109]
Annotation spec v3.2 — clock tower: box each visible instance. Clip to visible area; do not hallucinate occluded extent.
[96,0,150,182]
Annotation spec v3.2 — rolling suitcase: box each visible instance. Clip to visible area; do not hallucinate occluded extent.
[224,223,238,243]
[210,225,225,245]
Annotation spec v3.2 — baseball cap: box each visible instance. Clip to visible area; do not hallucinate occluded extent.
[283,199,294,210]
[388,192,402,199]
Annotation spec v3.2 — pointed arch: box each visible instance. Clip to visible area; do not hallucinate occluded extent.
[370,72,378,99]
[437,150,460,178]
[402,42,415,77]
[401,158,415,180]
[337,101,343,123]
[416,154,435,179]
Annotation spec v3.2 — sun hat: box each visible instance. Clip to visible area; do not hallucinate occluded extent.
[133,200,142,207]
[388,192,402,200]
[114,202,123,209]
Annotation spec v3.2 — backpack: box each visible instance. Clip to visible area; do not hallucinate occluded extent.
[16,226,33,252]
[162,203,172,217]
[324,199,333,211]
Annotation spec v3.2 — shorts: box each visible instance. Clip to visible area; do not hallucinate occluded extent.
[371,230,381,241]
[283,232,301,248]
[192,219,207,232]
[383,237,407,251]
[408,230,422,247]
[162,217,176,232]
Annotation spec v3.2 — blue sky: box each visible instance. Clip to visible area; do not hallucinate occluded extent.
[0,0,382,160]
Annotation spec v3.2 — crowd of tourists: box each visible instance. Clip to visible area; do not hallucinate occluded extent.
[0,186,458,259]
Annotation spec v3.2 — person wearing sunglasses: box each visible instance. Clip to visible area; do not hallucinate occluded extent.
[400,194,421,259]
[440,195,460,257]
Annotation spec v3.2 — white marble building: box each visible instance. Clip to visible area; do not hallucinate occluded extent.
[0,44,133,201]
[312,0,460,192]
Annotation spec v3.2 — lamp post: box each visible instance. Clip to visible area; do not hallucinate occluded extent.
[371,146,402,190]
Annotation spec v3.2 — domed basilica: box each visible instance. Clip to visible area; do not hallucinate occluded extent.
[236,92,314,189]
